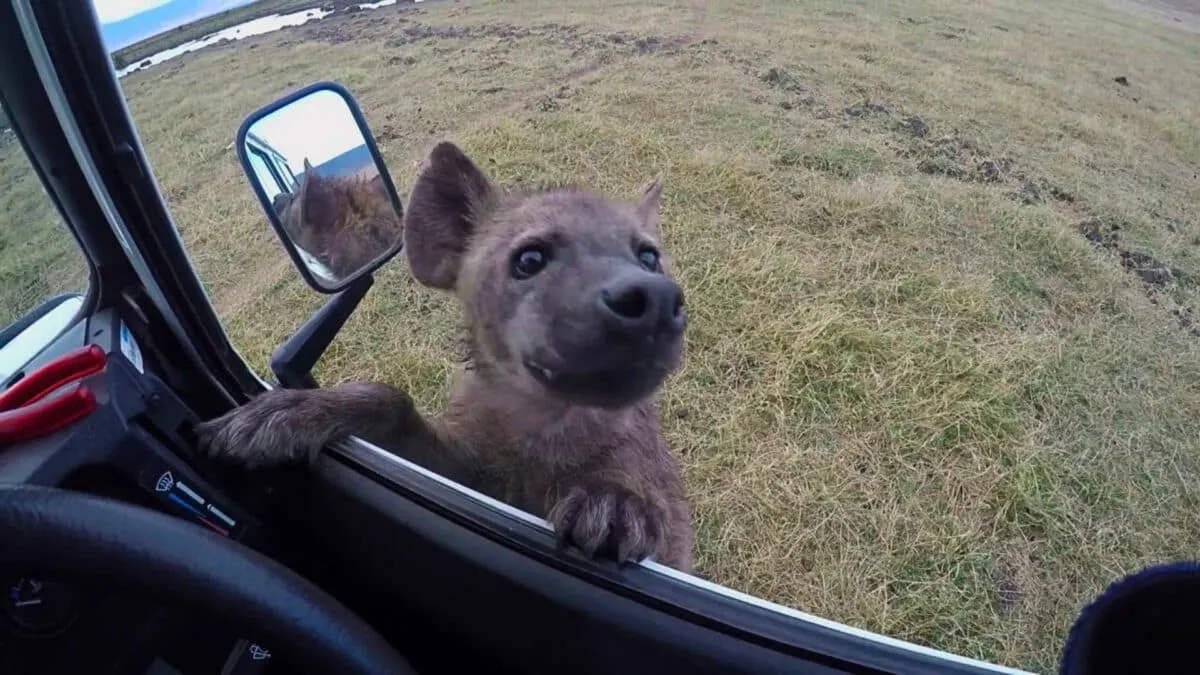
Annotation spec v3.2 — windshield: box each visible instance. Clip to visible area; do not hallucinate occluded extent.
[0,101,89,367]
[101,0,1200,672]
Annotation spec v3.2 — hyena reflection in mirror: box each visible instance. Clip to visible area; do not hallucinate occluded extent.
[273,158,402,279]
[199,142,695,571]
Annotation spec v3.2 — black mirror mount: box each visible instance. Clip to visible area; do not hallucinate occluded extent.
[269,273,373,389]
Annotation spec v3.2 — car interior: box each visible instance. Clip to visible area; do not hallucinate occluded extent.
[0,2,1126,674]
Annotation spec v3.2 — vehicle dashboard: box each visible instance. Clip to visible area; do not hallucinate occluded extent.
[0,304,285,674]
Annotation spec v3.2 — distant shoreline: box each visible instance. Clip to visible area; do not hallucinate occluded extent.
[111,0,376,68]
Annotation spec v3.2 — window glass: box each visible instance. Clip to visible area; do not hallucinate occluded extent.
[0,101,90,331]
[101,1,1200,672]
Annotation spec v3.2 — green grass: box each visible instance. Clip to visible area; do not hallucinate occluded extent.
[0,129,87,326]
[5,0,1200,670]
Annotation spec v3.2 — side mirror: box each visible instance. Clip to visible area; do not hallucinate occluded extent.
[235,82,404,293]
[0,293,85,384]
[234,83,404,388]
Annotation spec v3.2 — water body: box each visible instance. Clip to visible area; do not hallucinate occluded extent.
[116,0,408,77]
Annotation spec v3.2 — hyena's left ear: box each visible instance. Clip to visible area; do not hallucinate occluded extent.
[637,178,663,237]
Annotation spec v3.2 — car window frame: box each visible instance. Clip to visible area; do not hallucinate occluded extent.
[11,0,262,417]
[245,130,298,198]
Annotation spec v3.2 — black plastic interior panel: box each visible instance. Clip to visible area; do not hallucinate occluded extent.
[292,457,848,675]
[0,307,271,674]
[0,469,251,675]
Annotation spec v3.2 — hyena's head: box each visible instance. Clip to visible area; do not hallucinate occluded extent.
[402,142,686,409]
[277,158,402,278]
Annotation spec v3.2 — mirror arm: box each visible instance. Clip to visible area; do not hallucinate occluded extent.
[269,273,374,389]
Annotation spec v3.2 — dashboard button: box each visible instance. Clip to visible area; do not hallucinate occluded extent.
[1,577,77,636]
[221,638,273,675]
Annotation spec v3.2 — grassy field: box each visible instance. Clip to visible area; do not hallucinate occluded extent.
[0,125,88,325]
[4,0,1200,670]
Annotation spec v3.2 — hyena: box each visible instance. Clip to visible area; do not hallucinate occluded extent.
[274,158,402,278]
[199,142,695,571]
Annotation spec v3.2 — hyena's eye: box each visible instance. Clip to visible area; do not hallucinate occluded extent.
[636,246,661,272]
[511,244,552,279]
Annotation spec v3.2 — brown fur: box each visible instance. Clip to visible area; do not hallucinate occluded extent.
[275,158,403,278]
[197,142,695,571]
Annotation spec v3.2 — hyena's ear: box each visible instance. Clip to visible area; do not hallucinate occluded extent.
[403,141,496,290]
[296,167,335,234]
[637,178,663,237]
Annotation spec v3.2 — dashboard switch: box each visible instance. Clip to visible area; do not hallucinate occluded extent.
[221,638,273,675]
[1,577,77,636]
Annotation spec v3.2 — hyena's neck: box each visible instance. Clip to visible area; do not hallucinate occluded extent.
[447,367,654,452]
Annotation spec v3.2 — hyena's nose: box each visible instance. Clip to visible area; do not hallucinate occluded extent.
[598,273,686,337]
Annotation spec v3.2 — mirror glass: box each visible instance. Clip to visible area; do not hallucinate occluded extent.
[239,87,404,291]
[0,294,84,383]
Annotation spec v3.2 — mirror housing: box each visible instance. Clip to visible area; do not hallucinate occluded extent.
[235,82,405,294]
[233,82,403,387]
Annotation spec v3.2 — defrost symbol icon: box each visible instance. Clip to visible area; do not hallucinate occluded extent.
[155,471,174,492]
[249,644,271,660]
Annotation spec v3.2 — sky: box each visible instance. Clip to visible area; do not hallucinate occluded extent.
[249,89,366,169]
[93,0,258,50]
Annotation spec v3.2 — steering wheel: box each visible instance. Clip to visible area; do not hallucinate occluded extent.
[0,483,417,675]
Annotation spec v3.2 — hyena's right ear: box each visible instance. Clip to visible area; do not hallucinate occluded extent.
[403,142,496,290]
